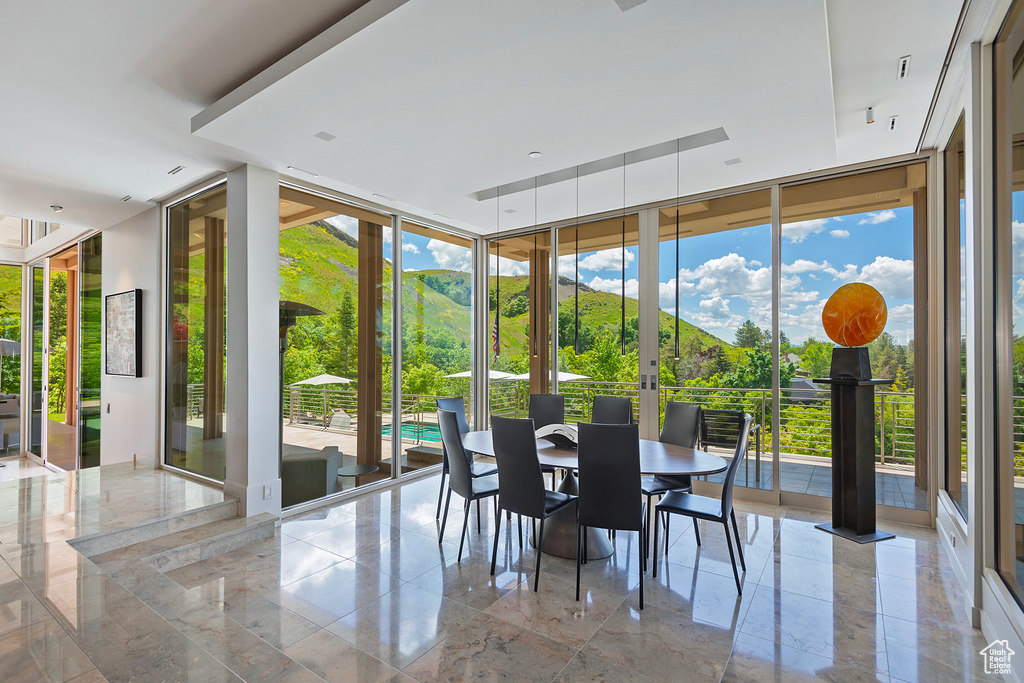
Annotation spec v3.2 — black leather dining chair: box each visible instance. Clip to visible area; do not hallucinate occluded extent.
[437,410,500,562]
[591,395,632,424]
[528,394,563,488]
[575,422,645,609]
[640,401,701,559]
[435,397,497,521]
[489,415,577,592]
[653,415,753,593]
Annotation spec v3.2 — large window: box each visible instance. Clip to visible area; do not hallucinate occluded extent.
[278,187,392,505]
[166,184,227,481]
[0,264,21,458]
[397,221,474,472]
[945,117,968,519]
[781,164,926,510]
[656,190,773,491]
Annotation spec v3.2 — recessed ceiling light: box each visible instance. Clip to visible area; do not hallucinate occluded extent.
[434,213,452,220]
[373,193,395,202]
[168,166,185,175]
[314,131,336,142]
[724,158,742,166]
[50,205,63,213]
[866,107,875,125]
[888,115,899,131]
[528,151,542,159]
[897,55,911,80]
[286,165,318,178]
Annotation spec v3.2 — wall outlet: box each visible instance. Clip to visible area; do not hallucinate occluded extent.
[263,484,272,500]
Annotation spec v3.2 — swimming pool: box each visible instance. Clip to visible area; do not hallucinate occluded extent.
[381,422,442,441]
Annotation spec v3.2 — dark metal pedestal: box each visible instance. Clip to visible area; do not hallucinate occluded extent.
[814,347,895,545]
[529,471,613,560]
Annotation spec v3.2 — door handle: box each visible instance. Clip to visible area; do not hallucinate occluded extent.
[640,374,647,390]
[650,376,657,391]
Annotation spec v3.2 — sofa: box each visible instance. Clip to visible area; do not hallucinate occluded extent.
[281,446,342,508]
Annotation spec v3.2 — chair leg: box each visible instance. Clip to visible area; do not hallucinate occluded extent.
[583,525,588,563]
[435,470,447,519]
[534,517,545,592]
[438,489,453,543]
[488,500,501,569]
[723,521,742,595]
[638,529,644,610]
[458,500,471,563]
[652,508,660,578]
[664,513,671,556]
[476,498,481,533]
[517,514,523,549]
[730,509,745,571]
[693,518,701,547]
[575,518,582,601]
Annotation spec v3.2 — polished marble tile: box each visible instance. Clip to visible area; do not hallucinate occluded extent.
[403,609,577,682]
[723,631,890,682]
[303,516,402,559]
[283,628,412,683]
[582,601,739,682]
[882,614,990,682]
[0,617,96,683]
[272,558,402,626]
[876,570,974,635]
[407,549,534,612]
[326,582,480,669]
[552,650,660,682]
[755,551,880,613]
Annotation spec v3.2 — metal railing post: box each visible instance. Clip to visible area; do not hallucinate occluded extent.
[879,393,885,464]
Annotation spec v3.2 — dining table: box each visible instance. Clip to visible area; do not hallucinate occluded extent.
[461,429,728,560]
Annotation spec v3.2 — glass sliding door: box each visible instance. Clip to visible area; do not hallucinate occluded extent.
[780,163,927,510]
[45,246,80,471]
[655,190,774,491]
[278,186,392,505]
[27,262,45,461]
[165,184,228,481]
[397,221,474,474]
[0,264,23,457]
[944,116,968,518]
[79,235,102,468]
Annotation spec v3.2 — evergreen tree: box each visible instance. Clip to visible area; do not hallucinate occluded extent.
[735,320,763,348]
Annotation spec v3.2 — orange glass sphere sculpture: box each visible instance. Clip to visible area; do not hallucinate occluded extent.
[821,283,887,347]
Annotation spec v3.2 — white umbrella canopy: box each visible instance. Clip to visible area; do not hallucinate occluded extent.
[288,373,353,386]
[509,371,589,382]
[0,339,19,356]
[445,369,516,380]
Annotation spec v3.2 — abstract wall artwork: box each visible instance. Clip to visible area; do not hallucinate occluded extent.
[105,289,142,377]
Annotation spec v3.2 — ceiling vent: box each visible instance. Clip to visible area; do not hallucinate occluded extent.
[314,131,336,142]
[896,55,911,80]
[888,116,899,131]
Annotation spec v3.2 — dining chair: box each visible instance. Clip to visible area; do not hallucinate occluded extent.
[575,422,645,609]
[653,415,752,593]
[435,397,497,521]
[640,401,700,560]
[700,408,759,488]
[591,395,632,424]
[437,409,500,562]
[489,415,577,591]
[528,394,563,488]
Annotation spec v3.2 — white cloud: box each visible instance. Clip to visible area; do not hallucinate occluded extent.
[489,254,529,276]
[402,242,420,254]
[577,248,635,273]
[658,278,697,310]
[781,218,829,243]
[323,215,392,243]
[822,263,859,282]
[685,252,772,304]
[1013,221,1024,274]
[428,239,472,272]
[859,209,896,225]
[830,229,850,239]
[588,276,639,299]
[782,259,830,274]
[858,256,915,299]
[689,297,745,330]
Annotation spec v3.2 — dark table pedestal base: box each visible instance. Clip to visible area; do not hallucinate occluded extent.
[815,522,894,545]
[529,470,613,560]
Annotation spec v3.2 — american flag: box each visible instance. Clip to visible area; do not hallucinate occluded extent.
[491,306,500,361]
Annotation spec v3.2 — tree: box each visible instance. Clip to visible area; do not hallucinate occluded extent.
[800,338,834,378]
[723,347,795,389]
[735,320,763,348]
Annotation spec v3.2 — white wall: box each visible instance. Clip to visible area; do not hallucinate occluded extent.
[100,206,161,466]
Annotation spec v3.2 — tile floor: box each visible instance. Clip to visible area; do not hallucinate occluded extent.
[0,461,1001,682]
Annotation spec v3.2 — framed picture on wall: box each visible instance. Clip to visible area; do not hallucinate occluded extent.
[105,289,142,377]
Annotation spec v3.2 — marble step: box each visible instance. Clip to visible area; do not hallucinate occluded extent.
[69,497,239,557]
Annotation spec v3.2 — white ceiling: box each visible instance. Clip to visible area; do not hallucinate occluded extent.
[0,0,964,235]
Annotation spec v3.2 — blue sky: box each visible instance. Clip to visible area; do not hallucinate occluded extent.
[327,205,917,346]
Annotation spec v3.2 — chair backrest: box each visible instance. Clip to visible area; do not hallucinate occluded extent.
[490,415,547,517]
[699,408,747,449]
[529,393,565,428]
[592,395,632,425]
[660,401,700,448]
[436,397,470,434]
[719,416,753,517]
[438,410,474,498]
[577,423,643,532]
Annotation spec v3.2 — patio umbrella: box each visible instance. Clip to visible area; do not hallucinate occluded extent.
[509,371,589,382]
[288,373,353,386]
[444,369,516,380]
